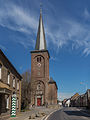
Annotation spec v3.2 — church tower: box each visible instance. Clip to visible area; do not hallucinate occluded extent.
[30,11,50,106]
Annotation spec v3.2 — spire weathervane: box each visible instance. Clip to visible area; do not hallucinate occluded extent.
[40,1,42,14]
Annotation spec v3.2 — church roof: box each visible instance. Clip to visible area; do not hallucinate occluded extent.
[35,11,47,50]
[49,77,58,89]
[49,77,55,83]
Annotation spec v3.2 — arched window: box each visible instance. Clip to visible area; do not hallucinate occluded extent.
[37,57,42,62]
[37,83,41,90]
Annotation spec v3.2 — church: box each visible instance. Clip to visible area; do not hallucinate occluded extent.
[30,11,58,106]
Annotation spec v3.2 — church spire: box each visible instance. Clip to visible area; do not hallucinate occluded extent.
[35,7,47,50]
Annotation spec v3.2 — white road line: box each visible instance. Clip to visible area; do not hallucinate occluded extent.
[44,109,61,120]
[41,115,47,120]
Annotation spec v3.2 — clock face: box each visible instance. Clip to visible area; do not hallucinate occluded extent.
[37,63,41,67]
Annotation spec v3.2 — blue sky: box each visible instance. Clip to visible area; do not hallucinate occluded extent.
[0,0,90,100]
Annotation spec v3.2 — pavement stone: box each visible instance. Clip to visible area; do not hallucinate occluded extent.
[7,106,60,120]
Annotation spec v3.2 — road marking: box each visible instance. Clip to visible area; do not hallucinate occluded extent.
[41,115,47,120]
[43,108,61,120]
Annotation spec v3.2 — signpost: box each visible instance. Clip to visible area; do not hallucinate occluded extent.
[11,94,17,117]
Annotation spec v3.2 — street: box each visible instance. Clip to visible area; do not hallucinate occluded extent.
[47,107,90,120]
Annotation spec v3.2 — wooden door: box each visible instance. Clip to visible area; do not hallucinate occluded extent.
[37,98,41,106]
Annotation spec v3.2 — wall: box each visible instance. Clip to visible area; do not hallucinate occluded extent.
[0,51,21,117]
[48,83,57,105]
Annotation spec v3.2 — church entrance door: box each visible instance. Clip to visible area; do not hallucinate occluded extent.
[37,98,41,106]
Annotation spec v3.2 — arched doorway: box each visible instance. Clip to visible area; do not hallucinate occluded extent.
[35,81,45,106]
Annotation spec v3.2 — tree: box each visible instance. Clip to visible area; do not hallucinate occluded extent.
[21,70,31,110]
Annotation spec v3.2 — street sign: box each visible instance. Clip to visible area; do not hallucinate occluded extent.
[11,94,17,117]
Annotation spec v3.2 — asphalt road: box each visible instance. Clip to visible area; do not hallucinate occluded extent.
[47,107,90,120]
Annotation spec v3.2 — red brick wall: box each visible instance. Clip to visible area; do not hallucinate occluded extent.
[31,51,49,105]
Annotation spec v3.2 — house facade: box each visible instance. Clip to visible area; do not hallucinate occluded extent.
[0,49,22,118]
[30,11,57,106]
[70,90,90,109]
[87,89,90,109]
[70,93,79,107]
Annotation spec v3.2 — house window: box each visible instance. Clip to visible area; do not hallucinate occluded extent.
[7,72,10,84]
[0,64,2,79]
[6,97,9,109]
[17,98,19,109]
[13,77,15,88]
[17,81,19,90]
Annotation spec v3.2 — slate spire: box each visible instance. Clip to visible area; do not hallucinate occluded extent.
[35,9,47,50]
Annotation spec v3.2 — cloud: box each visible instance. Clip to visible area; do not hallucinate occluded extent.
[0,2,38,49]
[0,1,90,56]
[0,45,6,51]
[17,38,35,49]
[83,47,90,56]
[50,56,57,61]
[84,8,90,20]
[19,66,23,71]
[9,35,35,49]
[46,18,90,56]
[0,2,38,35]
[58,92,74,101]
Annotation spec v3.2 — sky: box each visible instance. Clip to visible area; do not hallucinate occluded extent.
[0,0,90,100]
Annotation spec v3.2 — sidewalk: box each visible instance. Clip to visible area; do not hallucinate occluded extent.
[7,106,60,120]
[81,108,90,115]
[77,107,90,116]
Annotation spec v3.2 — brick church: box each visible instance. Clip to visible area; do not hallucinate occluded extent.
[30,11,58,106]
